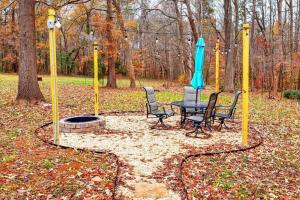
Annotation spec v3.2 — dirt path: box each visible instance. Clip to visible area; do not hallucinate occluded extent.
[60,115,241,199]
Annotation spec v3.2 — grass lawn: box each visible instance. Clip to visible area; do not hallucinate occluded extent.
[0,73,299,198]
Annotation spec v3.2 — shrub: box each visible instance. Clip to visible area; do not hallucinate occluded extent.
[177,74,187,85]
[115,59,127,75]
[283,90,300,100]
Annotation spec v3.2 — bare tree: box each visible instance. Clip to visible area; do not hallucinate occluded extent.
[173,0,191,81]
[250,0,257,91]
[233,0,239,89]
[183,0,198,44]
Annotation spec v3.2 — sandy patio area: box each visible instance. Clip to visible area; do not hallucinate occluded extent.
[60,115,242,199]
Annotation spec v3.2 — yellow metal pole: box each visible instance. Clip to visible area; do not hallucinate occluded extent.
[93,42,99,116]
[48,9,60,144]
[215,38,220,92]
[242,23,250,146]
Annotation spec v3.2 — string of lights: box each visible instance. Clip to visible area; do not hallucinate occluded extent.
[91,26,243,54]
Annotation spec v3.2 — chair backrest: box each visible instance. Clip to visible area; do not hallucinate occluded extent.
[183,86,199,104]
[204,92,219,121]
[144,87,158,113]
[228,91,242,117]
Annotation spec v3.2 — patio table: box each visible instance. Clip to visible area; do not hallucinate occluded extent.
[171,101,208,125]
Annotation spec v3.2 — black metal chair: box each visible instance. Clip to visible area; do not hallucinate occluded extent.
[144,87,174,128]
[214,91,242,130]
[186,92,219,137]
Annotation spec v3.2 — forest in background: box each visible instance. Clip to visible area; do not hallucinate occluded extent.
[0,0,300,95]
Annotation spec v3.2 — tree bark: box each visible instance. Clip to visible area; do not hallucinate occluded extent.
[173,0,191,82]
[224,0,234,92]
[112,0,136,88]
[233,0,239,89]
[106,0,117,88]
[288,0,293,54]
[250,0,257,91]
[16,0,44,102]
[288,0,294,89]
[183,0,198,44]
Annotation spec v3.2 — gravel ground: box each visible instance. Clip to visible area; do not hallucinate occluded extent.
[60,115,242,199]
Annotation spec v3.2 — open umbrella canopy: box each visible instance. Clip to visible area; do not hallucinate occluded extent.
[191,37,205,89]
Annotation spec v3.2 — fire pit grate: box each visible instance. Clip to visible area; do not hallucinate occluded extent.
[65,116,99,123]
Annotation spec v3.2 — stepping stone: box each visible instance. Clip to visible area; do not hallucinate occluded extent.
[134,183,168,199]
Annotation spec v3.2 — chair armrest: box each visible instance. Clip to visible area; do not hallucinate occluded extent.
[157,102,172,106]
[215,106,231,114]
[215,105,231,110]
[157,102,175,113]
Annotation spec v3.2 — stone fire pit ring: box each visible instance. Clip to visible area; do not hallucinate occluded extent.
[60,116,106,134]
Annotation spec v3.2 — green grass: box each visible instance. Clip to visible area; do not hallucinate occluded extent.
[41,158,54,170]
[0,153,16,163]
[0,73,173,87]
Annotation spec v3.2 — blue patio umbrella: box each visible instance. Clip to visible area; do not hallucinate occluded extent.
[191,37,205,90]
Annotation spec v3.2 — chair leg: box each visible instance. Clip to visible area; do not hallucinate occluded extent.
[159,117,168,129]
[186,122,198,136]
[154,119,160,127]
[223,121,229,129]
[218,119,224,131]
[207,122,212,132]
[218,123,222,130]
[194,126,204,137]
[186,123,204,137]
[150,118,162,129]
[186,129,196,136]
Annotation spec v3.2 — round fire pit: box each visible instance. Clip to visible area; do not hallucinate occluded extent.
[60,116,105,134]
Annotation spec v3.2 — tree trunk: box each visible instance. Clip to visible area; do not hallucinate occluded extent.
[112,0,136,88]
[183,0,198,44]
[288,0,294,89]
[173,0,191,82]
[106,0,117,88]
[233,0,239,89]
[224,0,234,92]
[288,0,293,54]
[294,0,300,51]
[16,0,44,102]
[250,0,257,91]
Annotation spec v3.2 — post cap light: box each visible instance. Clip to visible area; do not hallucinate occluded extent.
[243,23,250,29]
[47,9,56,29]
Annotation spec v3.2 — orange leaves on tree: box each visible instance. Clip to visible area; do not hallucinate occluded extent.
[3,53,17,64]
[132,50,145,75]
[125,20,138,30]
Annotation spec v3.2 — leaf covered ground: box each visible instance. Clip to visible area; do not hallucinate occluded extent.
[0,74,299,199]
